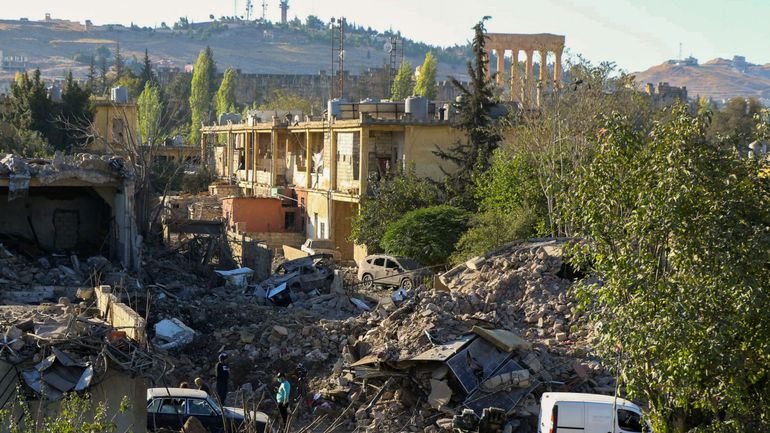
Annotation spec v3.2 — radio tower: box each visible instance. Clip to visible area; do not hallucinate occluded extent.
[245,0,254,20]
[280,0,289,24]
[261,0,268,20]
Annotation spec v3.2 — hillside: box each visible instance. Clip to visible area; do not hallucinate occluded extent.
[0,18,470,81]
[633,57,770,102]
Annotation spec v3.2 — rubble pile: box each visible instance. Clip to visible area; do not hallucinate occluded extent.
[301,239,616,432]
[0,151,130,183]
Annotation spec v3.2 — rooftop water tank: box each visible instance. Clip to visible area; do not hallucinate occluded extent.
[327,99,345,119]
[111,86,128,104]
[405,96,428,121]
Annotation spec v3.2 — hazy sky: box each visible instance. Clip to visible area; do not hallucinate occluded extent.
[3,0,767,72]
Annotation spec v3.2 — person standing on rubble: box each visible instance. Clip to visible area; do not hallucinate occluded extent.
[215,353,230,404]
[276,372,291,425]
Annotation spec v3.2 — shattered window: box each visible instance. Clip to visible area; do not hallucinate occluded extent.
[157,398,184,414]
[385,260,399,270]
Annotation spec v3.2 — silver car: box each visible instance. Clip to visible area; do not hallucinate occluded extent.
[357,254,430,290]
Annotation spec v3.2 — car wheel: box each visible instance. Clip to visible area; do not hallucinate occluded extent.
[400,278,413,291]
[361,273,373,289]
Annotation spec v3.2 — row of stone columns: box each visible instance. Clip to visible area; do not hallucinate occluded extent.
[489,46,563,106]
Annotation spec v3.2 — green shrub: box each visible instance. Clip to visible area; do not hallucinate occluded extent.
[381,205,469,265]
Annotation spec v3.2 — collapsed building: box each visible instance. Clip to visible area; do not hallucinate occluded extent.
[0,153,140,271]
[0,286,162,433]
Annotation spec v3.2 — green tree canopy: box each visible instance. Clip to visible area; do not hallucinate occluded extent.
[381,205,469,265]
[139,48,156,90]
[390,61,414,101]
[414,51,438,99]
[189,46,216,145]
[138,82,162,145]
[350,167,441,253]
[216,67,238,119]
[568,103,770,431]
[434,18,501,210]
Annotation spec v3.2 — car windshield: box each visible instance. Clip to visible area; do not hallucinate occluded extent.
[206,396,224,415]
[397,258,422,270]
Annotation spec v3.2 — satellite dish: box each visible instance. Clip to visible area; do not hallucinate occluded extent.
[383,41,393,53]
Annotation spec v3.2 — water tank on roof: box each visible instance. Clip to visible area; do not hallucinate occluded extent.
[328,99,345,119]
[405,96,428,121]
[111,86,128,103]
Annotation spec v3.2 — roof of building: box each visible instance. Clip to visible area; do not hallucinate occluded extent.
[147,387,209,399]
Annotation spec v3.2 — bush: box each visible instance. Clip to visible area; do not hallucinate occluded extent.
[450,206,539,264]
[381,205,469,265]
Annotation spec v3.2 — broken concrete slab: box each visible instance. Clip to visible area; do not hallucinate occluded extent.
[472,326,532,352]
[428,379,452,410]
[153,318,196,350]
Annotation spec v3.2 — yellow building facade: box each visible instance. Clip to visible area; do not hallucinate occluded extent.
[201,100,463,263]
[89,98,139,153]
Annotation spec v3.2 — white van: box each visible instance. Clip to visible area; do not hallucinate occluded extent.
[539,392,652,433]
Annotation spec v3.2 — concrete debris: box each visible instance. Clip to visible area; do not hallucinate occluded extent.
[428,379,452,409]
[153,318,197,350]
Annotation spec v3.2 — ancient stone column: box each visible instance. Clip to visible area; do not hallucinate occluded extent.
[496,47,505,87]
[510,48,520,103]
[554,47,563,89]
[538,49,549,105]
[525,50,534,107]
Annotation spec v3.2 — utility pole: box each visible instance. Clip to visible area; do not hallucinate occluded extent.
[261,0,268,20]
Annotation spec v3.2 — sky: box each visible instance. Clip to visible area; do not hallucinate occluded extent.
[3,0,768,72]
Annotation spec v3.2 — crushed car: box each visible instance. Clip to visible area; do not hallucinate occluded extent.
[257,254,335,306]
[357,254,433,290]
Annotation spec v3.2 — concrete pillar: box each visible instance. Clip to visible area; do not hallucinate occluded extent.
[510,48,520,103]
[270,129,278,186]
[330,130,338,191]
[200,133,206,170]
[305,129,312,188]
[226,130,232,177]
[525,50,534,107]
[495,47,505,87]
[554,47,563,89]
[359,128,369,195]
[251,132,257,189]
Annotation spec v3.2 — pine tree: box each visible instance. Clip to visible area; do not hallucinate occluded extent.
[189,46,216,145]
[114,42,124,78]
[59,71,94,151]
[87,56,96,92]
[433,17,501,210]
[414,51,438,99]
[390,61,413,101]
[139,49,156,89]
[216,67,238,119]
[99,56,108,94]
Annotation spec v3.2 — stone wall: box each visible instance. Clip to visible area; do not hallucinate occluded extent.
[226,230,273,281]
[95,285,147,345]
[246,231,306,250]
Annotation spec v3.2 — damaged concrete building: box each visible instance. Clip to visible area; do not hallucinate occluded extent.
[0,153,140,270]
[201,98,463,263]
[0,286,162,433]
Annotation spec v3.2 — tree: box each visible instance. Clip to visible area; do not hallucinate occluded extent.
[706,96,764,152]
[99,56,108,94]
[139,48,156,89]
[163,72,192,137]
[112,69,142,100]
[414,51,438,99]
[567,103,770,431]
[433,17,501,210]
[256,89,320,115]
[1,392,129,433]
[216,67,238,119]
[350,167,441,252]
[451,150,544,262]
[381,205,469,265]
[4,69,51,138]
[189,47,216,145]
[138,82,163,145]
[87,56,96,92]
[390,61,413,101]
[114,42,124,78]
[56,71,94,151]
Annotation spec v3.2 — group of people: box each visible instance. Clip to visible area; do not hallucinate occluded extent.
[181,352,293,426]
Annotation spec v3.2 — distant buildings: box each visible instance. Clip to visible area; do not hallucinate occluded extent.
[644,82,688,105]
[668,56,698,67]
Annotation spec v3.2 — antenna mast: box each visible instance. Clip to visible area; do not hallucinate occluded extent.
[261,0,268,20]
[330,17,346,99]
[679,42,682,61]
[245,0,254,20]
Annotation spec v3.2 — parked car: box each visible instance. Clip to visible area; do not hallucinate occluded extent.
[146,387,270,433]
[301,239,342,261]
[538,392,651,433]
[357,254,431,290]
[259,254,335,306]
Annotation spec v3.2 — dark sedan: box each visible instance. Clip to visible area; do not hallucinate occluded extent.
[146,387,270,433]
